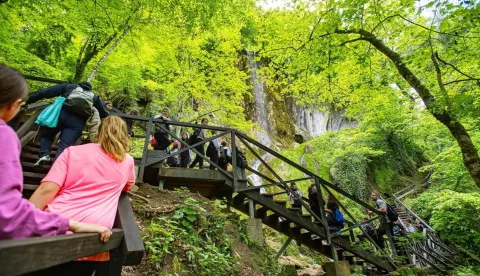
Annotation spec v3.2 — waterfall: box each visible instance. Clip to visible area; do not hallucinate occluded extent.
[246,50,273,193]
[246,50,271,146]
[293,102,358,138]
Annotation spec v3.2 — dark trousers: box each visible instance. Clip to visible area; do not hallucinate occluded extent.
[189,144,205,169]
[180,152,190,168]
[40,109,86,159]
[24,261,102,276]
[209,152,218,170]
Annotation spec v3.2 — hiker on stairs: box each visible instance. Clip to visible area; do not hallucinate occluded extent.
[189,118,208,169]
[218,141,231,171]
[0,64,111,241]
[206,130,220,170]
[27,81,109,165]
[153,107,172,151]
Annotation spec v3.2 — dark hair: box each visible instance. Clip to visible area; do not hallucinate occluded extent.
[0,64,28,106]
[406,219,412,223]
[201,118,208,123]
[221,141,227,146]
[129,109,140,116]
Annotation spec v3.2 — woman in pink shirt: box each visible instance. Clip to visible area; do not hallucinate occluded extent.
[0,64,112,240]
[29,115,136,275]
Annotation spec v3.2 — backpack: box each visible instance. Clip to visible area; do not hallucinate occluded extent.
[167,149,179,167]
[386,203,399,222]
[189,128,202,145]
[206,142,217,158]
[292,190,302,205]
[219,147,229,163]
[63,86,94,118]
[236,150,248,169]
[334,209,345,225]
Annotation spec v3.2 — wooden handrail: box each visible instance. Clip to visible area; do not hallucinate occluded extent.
[113,193,145,266]
[0,229,123,275]
[392,195,434,231]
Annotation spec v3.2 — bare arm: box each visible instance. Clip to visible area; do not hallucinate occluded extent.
[29,181,60,210]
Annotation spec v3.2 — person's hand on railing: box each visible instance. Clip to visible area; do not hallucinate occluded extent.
[68,220,113,242]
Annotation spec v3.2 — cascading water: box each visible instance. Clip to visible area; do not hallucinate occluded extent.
[293,102,358,138]
[246,50,272,192]
[246,50,271,146]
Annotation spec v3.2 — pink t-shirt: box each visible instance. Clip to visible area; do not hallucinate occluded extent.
[42,143,135,261]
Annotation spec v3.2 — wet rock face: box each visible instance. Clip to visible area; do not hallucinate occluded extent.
[292,103,358,141]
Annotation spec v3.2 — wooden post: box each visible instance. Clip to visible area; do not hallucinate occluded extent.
[138,118,152,182]
[315,177,338,261]
[232,131,238,192]
[383,218,398,256]
[275,237,293,260]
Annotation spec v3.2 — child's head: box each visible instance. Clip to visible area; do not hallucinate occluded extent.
[97,116,130,162]
[0,65,28,122]
[221,141,227,146]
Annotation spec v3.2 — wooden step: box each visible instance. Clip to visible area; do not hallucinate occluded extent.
[288,207,301,213]
[23,172,47,179]
[274,200,287,206]
[23,184,39,191]
[20,153,54,163]
[21,162,51,172]
[29,142,59,150]
[23,146,57,155]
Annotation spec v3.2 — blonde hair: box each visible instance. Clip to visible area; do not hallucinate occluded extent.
[96,116,130,162]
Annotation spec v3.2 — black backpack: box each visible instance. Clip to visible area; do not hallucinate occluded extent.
[236,150,248,169]
[188,128,201,145]
[386,203,399,222]
[219,147,229,163]
[206,142,217,157]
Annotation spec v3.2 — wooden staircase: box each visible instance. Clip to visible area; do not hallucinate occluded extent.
[229,184,395,273]
[391,195,457,274]
[21,141,54,195]
[0,103,145,275]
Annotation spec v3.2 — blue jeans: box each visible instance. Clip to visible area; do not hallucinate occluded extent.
[39,108,86,159]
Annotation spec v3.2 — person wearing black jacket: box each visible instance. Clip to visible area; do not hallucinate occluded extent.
[153,107,171,150]
[27,82,109,165]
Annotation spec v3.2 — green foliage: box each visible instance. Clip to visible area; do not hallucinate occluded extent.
[144,196,239,275]
[411,190,480,253]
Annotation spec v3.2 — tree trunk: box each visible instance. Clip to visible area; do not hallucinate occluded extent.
[336,28,480,188]
[87,26,132,82]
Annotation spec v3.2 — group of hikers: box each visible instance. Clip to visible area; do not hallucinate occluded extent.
[1,62,426,274]
[148,108,247,172]
[0,64,134,275]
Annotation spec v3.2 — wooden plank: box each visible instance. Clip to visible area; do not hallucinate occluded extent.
[138,119,152,182]
[0,229,123,275]
[23,172,47,179]
[23,184,39,191]
[28,141,59,149]
[113,193,145,266]
[20,131,37,148]
[16,110,41,138]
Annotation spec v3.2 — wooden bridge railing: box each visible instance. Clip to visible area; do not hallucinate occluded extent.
[112,111,397,266]
[2,80,145,275]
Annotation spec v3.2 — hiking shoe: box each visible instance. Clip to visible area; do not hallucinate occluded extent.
[34,156,50,166]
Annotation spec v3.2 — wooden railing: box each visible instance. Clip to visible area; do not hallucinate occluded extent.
[2,79,145,275]
[112,111,398,268]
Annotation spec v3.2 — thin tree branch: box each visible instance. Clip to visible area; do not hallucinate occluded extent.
[371,14,480,39]
[435,52,479,81]
[445,78,480,86]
